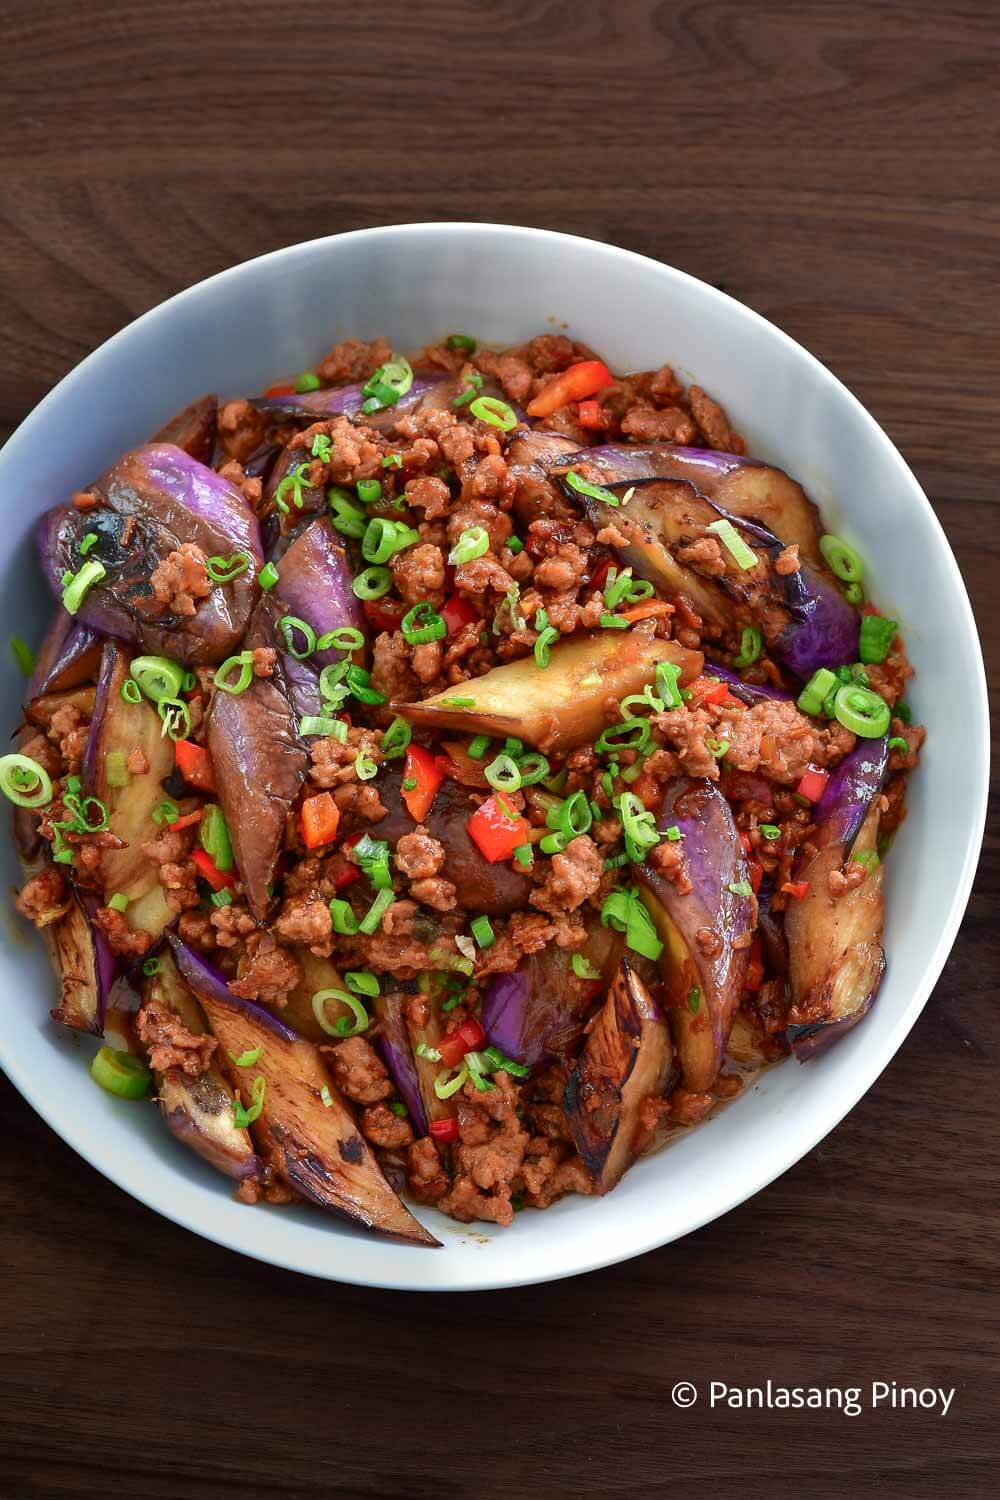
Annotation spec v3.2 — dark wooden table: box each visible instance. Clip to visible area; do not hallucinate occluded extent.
[1,3,996,1495]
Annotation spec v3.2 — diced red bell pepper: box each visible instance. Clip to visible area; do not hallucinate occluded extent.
[795,767,830,803]
[429,1117,459,1144]
[191,846,235,892]
[264,383,296,398]
[441,593,479,637]
[332,831,363,889]
[166,809,203,832]
[747,857,763,894]
[300,792,341,850]
[526,360,614,419]
[781,880,810,900]
[174,739,216,792]
[363,597,406,634]
[587,555,613,593]
[739,831,753,855]
[437,1017,486,1068]
[745,937,764,992]
[619,599,674,624]
[402,745,445,822]
[576,398,609,431]
[687,676,734,708]
[466,794,530,862]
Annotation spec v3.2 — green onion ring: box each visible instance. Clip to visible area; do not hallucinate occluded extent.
[0,754,53,808]
[819,534,865,583]
[833,683,891,738]
[214,651,254,696]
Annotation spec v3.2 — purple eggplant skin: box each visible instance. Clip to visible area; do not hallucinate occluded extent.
[373,992,429,1138]
[27,613,103,698]
[563,958,672,1193]
[151,395,217,464]
[376,763,533,916]
[481,919,624,1068]
[37,443,263,665]
[145,950,262,1184]
[635,777,752,1092]
[785,737,889,1059]
[507,429,583,525]
[268,517,367,670]
[169,938,439,1246]
[46,889,115,1035]
[549,442,826,568]
[252,372,449,425]
[702,662,792,706]
[206,596,312,918]
[82,642,177,936]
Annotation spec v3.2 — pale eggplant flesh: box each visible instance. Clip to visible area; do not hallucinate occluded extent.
[635,777,753,1092]
[145,950,261,1183]
[785,737,889,1058]
[563,958,672,1193]
[169,938,438,1245]
[38,886,115,1036]
[82,641,177,938]
[393,631,703,755]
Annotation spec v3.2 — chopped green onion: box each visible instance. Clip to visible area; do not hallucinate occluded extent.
[887,735,909,753]
[382,452,404,469]
[728,880,753,897]
[258,561,279,591]
[896,701,912,724]
[481,1045,529,1078]
[359,888,394,935]
[534,623,560,668]
[514,752,549,786]
[357,478,382,504]
[401,602,446,644]
[851,848,880,870]
[402,777,417,791]
[361,356,414,412]
[118,677,142,705]
[319,1084,334,1108]
[278,616,317,660]
[512,842,533,868]
[345,971,380,997]
[843,582,865,606]
[228,1046,263,1067]
[615,790,660,862]
[438,696,475,708]
[199,804,233,872]
[274,462,315,513]
[706,518,757,570]
[79,531,99,557]
[211,889,233,908]
[131,655,185,705]
[434,1060,469,1099]
[381,717,412,759]
[329,897,360,934]
[0,754,53,809]
[571,953,599,980]
[833,683,891,738]
[295,370,321,393]
[564,469,621,506]
[546,788,593,841]
[484,753,522,792]
[9,636,34,676]
[352,566,393,600]
[345,664,387,705]
[819,534,865,583]
[797,667,838,718]
[705,736,729,760]
[388,1100,407,1116]
[205,552,251,584]
[467,734,491,760]
[599,887,663,961]
[620,683,665,720]
[232,1075,266,1128]
[328,487,368,539]
[91,1046,151,1100]
[506,535,524,555]
[311,434,332,461]
[464,1050,495,1092]
[142,956,162,976]
[470,914,495,948]
[316,626,365,653]
[447,333,477,352]
[354,749,378,781]
[733,626,762,668]
[152,799,180,825]
[452,372,484,407]
[654,659,684,709]
[600,613,630,629]
[103,749,130,789]
[859,614,898,665]
[350,832,393,889]
[469,395,518,431]
[62,558,106,614]
[312,988,369,1038]
[214,651,255,696]
[299,715,344,738]
[594,719,650,756]
[182,670,197,692]
[157,698,192,741]
[107,892,129,913]
[688,986,701,1014]
[665,824,683,842]
[449,526,490,565]
[759,823,781,840]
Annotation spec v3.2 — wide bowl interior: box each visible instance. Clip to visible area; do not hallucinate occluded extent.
[0,224,987,1290]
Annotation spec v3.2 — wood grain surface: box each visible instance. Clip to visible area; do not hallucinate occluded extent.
[1,2,997,1496]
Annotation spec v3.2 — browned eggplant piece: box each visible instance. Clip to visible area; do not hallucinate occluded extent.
[27,614,103,697]
[785,738,889,1058]
[376,763,532,916]
[144,950,261,1184]
[206,596,314,918]
[372,991,427,1135]
[170,939,438,1245]
[81,642,176,937]
[36,443,262,664]
[282,949,350,1045]
[151,395,218,464]
[564,958,672,1193]
[394,631,703,755]
[635,777,752,1091]
[507,429,582,525]
[267,517,368,670]
[23,877,115,1036]
[25,684,96,732]
[405,994,454,1131]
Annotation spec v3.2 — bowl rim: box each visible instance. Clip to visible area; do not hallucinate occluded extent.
[0,222,989,1290]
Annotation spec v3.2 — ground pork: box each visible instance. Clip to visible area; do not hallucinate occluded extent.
[218,399,267,462]
[210,903,258,948]
[531,835,603,916]
[391,542,446,606]
[828,861,869,896]
[621,406,697,444]
[371,630,418,703]
[773,544,801,576]
[409,877,458,911]
[360,1102,414,1150]
[323,1036,393,1105]
[653,705,721,779]
[146,542,212,618]
[714,700,855,784]
[533,542,589,591]
[406,1137,450,1204]
[687,385,744,452]
[15,869,70,928]
[454,554,514,594]
[675,535,727,577]
[439,1074,530,1227]
[403,474,451,520]
[394,829,446,880]
[229,937,301,1006]
[272,894,333,954]
[316,336,391,386]
[519,1137,594,1209]
[135,997,216,1077]
[92,905,154,958]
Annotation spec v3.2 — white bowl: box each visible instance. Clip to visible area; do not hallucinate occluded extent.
[0,224,987,1290]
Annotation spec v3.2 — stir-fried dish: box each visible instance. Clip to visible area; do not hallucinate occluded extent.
[4,332,924,1244]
